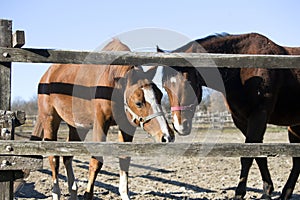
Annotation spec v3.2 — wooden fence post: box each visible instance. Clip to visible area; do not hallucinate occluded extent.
[0,19,13,200]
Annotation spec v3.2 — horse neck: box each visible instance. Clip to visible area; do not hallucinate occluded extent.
[111,65,133,79]
[199,67,240,95]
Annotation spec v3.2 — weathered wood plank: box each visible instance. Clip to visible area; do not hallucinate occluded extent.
[0,177,12,197]
[0,47,300,68]
[0,19,13,200]
[0,141,299,157]
[12,30,25,48]
[0,21,12,110]
[0,155,42,171]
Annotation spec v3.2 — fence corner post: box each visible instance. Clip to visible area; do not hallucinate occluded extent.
[0,18,13,200]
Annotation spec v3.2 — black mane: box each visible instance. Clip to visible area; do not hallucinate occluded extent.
[194,32,230,44]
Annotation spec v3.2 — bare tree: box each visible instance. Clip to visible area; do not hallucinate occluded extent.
[12,96,38,115]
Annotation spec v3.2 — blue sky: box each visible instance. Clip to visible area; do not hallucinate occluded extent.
[2,0,300,101]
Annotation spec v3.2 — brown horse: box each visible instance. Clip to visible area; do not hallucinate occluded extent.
[30,39,174,200]
[158,33,300,199]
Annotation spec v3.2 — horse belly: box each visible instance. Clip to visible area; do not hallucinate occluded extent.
[269,87,300,126]
[52,94,94,129]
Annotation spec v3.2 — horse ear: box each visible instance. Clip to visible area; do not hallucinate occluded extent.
[156,45,165,53]
[133,66,142,71]
[145,66,158,80]
[152,83,163,102]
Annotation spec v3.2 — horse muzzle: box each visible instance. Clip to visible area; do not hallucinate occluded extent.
[173,119,192,136]
[162,131,175,143]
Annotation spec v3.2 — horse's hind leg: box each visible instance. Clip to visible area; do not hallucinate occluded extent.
[43,110,62,200]
[30,117,44,141]
[63,126,88,200]
[233,114,273,200]
[118,128,135,200]
[280,126,300,200]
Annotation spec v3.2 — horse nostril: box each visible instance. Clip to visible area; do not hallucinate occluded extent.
[161,135,169,143]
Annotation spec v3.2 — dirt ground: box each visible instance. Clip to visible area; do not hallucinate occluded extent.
[14,126,300,200]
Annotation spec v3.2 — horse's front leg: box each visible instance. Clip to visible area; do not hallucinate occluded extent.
[118,130,134,200]
[84,117,108,200]
[84,156,104,200]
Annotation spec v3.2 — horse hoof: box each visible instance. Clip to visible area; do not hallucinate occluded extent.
[52,193,61,200]
[233,195,244,200]
[68,197,79,200]
[83,192,93,200]
[68,193,79,200]
[280,188,293,200]
[120,193,131,200]
[261,194,272,200]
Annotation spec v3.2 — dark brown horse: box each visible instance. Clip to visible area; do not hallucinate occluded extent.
[31,39,174,200]
[158,33,300,199]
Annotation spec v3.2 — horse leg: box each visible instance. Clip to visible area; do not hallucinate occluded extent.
[255,157,274,199]
[63,126,88,200]
[233,108,272,199]
[84,117,109,200]
[118,128,135,200]
[43,111,62,200]
[30,116,44,141]
[48,155,61,200]
[235,157,254,199]
[280,126,300,200]
[232,116,250,199]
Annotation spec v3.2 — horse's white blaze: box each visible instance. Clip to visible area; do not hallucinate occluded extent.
[170,77,177,84]
[142,88,169,135]
[173,113,184,133]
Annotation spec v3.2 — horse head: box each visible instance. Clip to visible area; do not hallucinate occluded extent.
[157,46,203,135]
[121,66,175,142]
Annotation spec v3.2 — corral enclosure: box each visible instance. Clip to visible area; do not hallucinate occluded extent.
[14,123,298,199]
[1,19,300,199]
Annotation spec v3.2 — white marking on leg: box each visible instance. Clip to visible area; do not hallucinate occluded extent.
[119,170,130,200]
[64,157,78,199]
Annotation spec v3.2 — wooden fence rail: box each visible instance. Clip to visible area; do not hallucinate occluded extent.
[1,47,300,68]
[0,141,299,158]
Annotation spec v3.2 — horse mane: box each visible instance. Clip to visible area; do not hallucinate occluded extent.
[195,32,230,43]
[100,38,135,82]
[102,38,131,51]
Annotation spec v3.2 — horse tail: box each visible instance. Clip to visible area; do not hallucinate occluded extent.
[30,116,43,141]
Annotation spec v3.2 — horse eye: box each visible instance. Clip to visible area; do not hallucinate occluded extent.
[135,102,143,108]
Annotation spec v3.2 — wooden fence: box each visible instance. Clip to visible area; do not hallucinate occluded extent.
[1,19,300,199]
